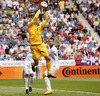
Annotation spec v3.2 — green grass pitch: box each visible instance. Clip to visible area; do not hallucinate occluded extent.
[0,78,100,96]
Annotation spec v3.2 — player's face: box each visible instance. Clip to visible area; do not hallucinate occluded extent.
[35,19,40,26]
[49,39,54,47]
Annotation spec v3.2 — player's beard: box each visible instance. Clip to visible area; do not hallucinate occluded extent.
[35,21,40,26]
[50,44,53,48]
[37,22,40,26]
[35,22,39,26]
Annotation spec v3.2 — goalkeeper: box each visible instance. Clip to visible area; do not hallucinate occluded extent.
[28,3,54,78]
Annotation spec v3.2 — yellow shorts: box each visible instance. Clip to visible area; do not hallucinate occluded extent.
[30,44,49,60]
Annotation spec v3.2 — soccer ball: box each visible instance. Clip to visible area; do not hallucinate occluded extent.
[41,1,48,8]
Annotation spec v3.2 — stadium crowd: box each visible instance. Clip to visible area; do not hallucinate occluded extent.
[0,0,100,65]
[74,0,100,36]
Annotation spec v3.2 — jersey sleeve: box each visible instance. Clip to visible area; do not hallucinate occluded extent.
[28,9,41,27]
[52,46,57,55]
[24,46,31,52]
[39,11,49,30]
[24,46,28,51]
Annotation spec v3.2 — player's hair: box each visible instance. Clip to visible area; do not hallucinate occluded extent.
[50,37,54,41]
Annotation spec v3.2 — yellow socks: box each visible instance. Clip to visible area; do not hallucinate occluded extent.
[32,61,51,75]
[32,62,35,66]
[46,60,51,75]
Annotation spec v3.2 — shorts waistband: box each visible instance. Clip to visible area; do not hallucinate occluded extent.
[30,44,39,46]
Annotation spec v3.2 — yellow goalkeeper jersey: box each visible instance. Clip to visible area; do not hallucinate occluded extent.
[28,9,49,45]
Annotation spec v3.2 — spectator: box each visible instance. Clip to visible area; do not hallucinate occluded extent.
[78,22,83,30]
[91,37,96,43]
[89,41,94,49]
[85,8,91,19]
[43,39,48,49]
[23,39,29,46]
[41,30,45,38]
[58,54,62,60]
[93,18,99,31]
[7,0,13,9]
[69,52,75,60]
[46,30,52,38]
[0,15,3,24]
[75,49,82,57]
[60,47,66,57]
[96,8,100,15]
[3,42,8,49]
[70,34,76,42]
[15,55,21,60]
[98,15,100,22]
[82,27,88,33]
[53,0,59,9]
[65,0,70,11]
[0,45,5,54]
[0,38,4,45]
[7,56,11,61]
[97,22,100,37]
[58,46,62,54]
[3,55,8,61]
[0,0,99,62]
[60,26,65,34]
[77,34,81,41]
[63,37,67,44]
[10,38,16,46]
[89,49,94,57]
[59,0,65,11]
[75,55,82,66]
[60,40,66,48]
[72,5,78,15]
[13,0,19,10]
[63,54,68,60]
[82,33,87,41]
[13,15,19,24]
[82,41,88,48]
[5,46,10,54]
[0,27,3,34]
[9,45,15,55]
[69,38,74,45]
[76,0,82,10]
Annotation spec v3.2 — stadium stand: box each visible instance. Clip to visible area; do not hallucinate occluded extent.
[75,0,100,37]
[0,0,100,65]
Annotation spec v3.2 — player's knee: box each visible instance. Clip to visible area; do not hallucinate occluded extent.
[24,74,28,77]
[45,56,50,61]
[30,74,34,77]
[34,60,39,65]
[43,74,47,78]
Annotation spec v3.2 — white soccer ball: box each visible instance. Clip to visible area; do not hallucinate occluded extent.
[41,1,48,8]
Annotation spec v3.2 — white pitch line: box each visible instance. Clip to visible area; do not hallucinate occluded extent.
[0,86,100,95]
[32,88,100,95]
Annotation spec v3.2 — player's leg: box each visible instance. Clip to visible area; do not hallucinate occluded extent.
[24,74,29,94]
[30,45,40,71]
[43,72,53,95]
[29,65,34,92]
[24,65,29,94]
[45,56,56,78]
[43,64,59,95]
[32,60,39,72]
[50,64,60,77]
[29,73,34,92]
[38,44,52,76]
[44,56,51,75]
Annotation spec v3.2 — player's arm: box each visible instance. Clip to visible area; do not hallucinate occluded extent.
[52,47,57,56]
[52,51,57,56]
[28,9,41,27]
[13,50,26,57]
[40,10,49,30]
